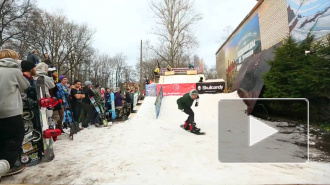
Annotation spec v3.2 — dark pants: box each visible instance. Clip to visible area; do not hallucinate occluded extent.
[94,111,100,124]
[72,104,82,123]
[0,115,25,168]
[184,107,194,123]
[82,102,94,127]
[56,106,64,129]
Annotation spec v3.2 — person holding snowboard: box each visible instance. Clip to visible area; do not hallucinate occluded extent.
[177,89,200,133]
[35,62,56,128]
[81,81,95,128]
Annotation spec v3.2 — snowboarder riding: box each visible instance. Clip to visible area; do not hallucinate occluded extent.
[177,89,200,133]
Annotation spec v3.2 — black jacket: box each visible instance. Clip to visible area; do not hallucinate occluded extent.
[27,52,39,64]
[82,87,95,104]
[125,92,132,103]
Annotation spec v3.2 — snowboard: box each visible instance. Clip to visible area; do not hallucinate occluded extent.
[19,76,45,166]
[90,96,108,127]
[180,125,205,135]
[36,76,56,162]
[41,137,55,162]
[63,108,75,139]
[110,93,116,120]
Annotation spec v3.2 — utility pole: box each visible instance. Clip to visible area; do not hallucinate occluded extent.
[140,40,143,96]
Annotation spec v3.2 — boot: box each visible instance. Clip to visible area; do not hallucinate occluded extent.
[0,160,10,177]
[190,122,200,133]
[183,120,189,130]
[69,123,75,140]
[74,122,79,133]
[2,164,26,177]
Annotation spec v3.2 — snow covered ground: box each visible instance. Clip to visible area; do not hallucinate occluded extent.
[2,93,330,184]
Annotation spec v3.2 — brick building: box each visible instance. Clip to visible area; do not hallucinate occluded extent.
[216,0,330,89]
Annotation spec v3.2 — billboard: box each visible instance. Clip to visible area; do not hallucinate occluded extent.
[287,0,330,41]
[145,84,157,96]
[224,14,261,71]
[196,82,225,94]
[157,83,196,96]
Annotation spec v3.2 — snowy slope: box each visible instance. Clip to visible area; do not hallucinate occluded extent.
[2,93,330,184]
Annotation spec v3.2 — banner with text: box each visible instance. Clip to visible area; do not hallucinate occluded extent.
[157,83,196,96]
[224,14,261,71]
[196,82,226,94]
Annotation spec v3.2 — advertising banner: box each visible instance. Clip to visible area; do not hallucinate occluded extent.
[145,84,157,96]
[196,82,225,94]
[287,0,330,41]
[157,83,196,96]
[224,14,261,69]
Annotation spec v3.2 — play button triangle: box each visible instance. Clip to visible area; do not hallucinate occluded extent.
[249,116,278,147]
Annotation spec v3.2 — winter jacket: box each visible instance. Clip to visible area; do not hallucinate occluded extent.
[104,92,111,101]
[115,92,124,107]
[177,90,199,110]
[125,92,132,103]
[43,59,52,67]
[154,67,160,75]
[56,83,70,108]
[82,86,95,104]
[27,52,39,64]
[35,69,55,97]
[0,58,30,118]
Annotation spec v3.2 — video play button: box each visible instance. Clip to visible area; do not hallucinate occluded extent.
[249,116,278,146]
[218,99,308,163]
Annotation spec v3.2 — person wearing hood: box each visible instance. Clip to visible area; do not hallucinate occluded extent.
[35,62,56,128]
[0,49,30,177]
[35,62,55,96]
[177,89,200,133]
[26,49,39,65]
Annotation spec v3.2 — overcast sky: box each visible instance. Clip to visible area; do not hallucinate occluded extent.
[37,0,257,67]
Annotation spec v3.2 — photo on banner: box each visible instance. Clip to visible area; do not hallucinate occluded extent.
[224,14,262,90]
[287,0,330,41]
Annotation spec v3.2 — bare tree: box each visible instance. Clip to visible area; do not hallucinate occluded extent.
[219,25,233,45]
[204,64,217,80]
[0,0,34,47]
[149,0,202,67]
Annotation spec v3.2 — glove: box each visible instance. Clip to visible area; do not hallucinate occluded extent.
[195,102,198,107]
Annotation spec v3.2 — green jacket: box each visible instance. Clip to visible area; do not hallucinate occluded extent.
[177,90,199,110]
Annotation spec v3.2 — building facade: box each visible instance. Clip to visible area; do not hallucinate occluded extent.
[216,0,330,89]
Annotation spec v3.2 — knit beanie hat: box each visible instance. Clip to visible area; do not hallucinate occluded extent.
[191,89,198,95]
[21,60,36,72]
[85,81,92,86]
[59,75,67,82]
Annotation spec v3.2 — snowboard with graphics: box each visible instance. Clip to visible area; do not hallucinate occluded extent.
[90,96,108,126]
[20,76,45,166]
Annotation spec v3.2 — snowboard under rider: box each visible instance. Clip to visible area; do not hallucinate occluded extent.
[177,89,200,132]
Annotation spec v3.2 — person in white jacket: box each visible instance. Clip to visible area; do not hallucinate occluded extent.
[0,49,30,177]
[35,62,56,128]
